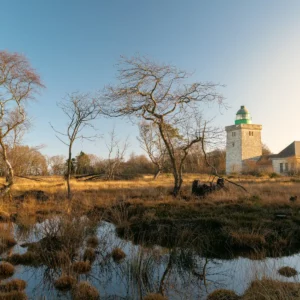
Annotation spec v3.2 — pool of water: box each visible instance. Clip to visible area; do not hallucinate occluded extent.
[1,219,300,299]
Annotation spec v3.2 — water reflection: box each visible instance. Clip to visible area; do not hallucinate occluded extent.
[0,219,300,299]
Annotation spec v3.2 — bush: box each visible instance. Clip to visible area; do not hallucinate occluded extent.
[72,281,99,300]
[269,172,280,178]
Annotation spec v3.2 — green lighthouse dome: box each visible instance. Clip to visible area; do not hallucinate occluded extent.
[235,105,252,125]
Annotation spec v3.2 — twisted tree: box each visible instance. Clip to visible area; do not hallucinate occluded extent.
[0,51,44,196]
[103,56,224,196]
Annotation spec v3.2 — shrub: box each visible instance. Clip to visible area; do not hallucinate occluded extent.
[278,266,298,277]
[54,275,76,291]
[72,281,99,300]
[111,247,126,262]
[0,279,26,292]
[269,172,280,178]
[0,262,15,278]
[207,289,239,300]
[72,261,91,274]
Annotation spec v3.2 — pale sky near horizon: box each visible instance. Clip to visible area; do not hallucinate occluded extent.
[1,0,300,158]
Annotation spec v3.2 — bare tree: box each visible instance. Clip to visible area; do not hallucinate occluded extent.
[105,127,129,180]
[103,56,224,196]
[0,51,44,196]
[138,122,166,179]
[51,92,101,199]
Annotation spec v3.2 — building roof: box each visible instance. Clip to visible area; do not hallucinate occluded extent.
[236,105,250,115]
[275,141,300,158]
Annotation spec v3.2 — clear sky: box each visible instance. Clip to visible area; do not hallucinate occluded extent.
[1,0,300,158]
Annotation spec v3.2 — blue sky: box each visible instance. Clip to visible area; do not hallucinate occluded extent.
[1,0,300,158]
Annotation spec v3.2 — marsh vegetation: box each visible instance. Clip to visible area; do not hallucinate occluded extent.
[0,174,300,299]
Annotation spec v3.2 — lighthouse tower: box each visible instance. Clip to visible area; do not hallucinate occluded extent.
[225,106,262,174]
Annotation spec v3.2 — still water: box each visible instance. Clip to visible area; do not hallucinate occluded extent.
[0,219,299,299]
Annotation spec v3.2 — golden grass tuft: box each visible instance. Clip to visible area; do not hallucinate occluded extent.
[83,247,96,262]
[278,266,298,277]
[243,278,300,300]
[72,261,91,274]
[54,275,76,291]
[0,262,15,278]
[111,247,126,262]
[0,279,26,292]
[72,281,99,300]
[207,289,239,300]
[143,293,168,300]
[0,291,27,300]
[86,236,99,248]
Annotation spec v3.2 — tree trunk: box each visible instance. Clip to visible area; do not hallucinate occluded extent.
[153,168,161,180]
[67,144,72,200]
[172,170,183,197]
[0,137,14,197]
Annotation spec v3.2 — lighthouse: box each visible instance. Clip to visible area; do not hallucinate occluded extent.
[225,106,262,174]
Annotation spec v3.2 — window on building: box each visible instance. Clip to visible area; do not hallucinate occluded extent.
[285,163,288,172]
[280,163,283,173]
[232,142,235,147]
[249,131,254,136]
[232,132,236,137]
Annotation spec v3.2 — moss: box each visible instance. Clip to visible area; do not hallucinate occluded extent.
[278,266,298,277]
[54,275,76,291]
[111,247,126,262]
[0,262,15,279]
[72,281,99,300]
[207,289,239,300]
[0,279,26,292]
[72,261,91,274]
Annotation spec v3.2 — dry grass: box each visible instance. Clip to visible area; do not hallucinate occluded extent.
[111,247,126,262]
[0,291,27,300]
[278,266,298,277]
[7,252,39,266]
[0,279,26,292]
[72,261,91,274]
[54,275,76,291]
[83,247,96,262]
[0,262,15,279]
[207,289,240,300]
[72,281,99,300]
[243,278,300,299]
[86,236,99,248]
[143,293,168,300]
